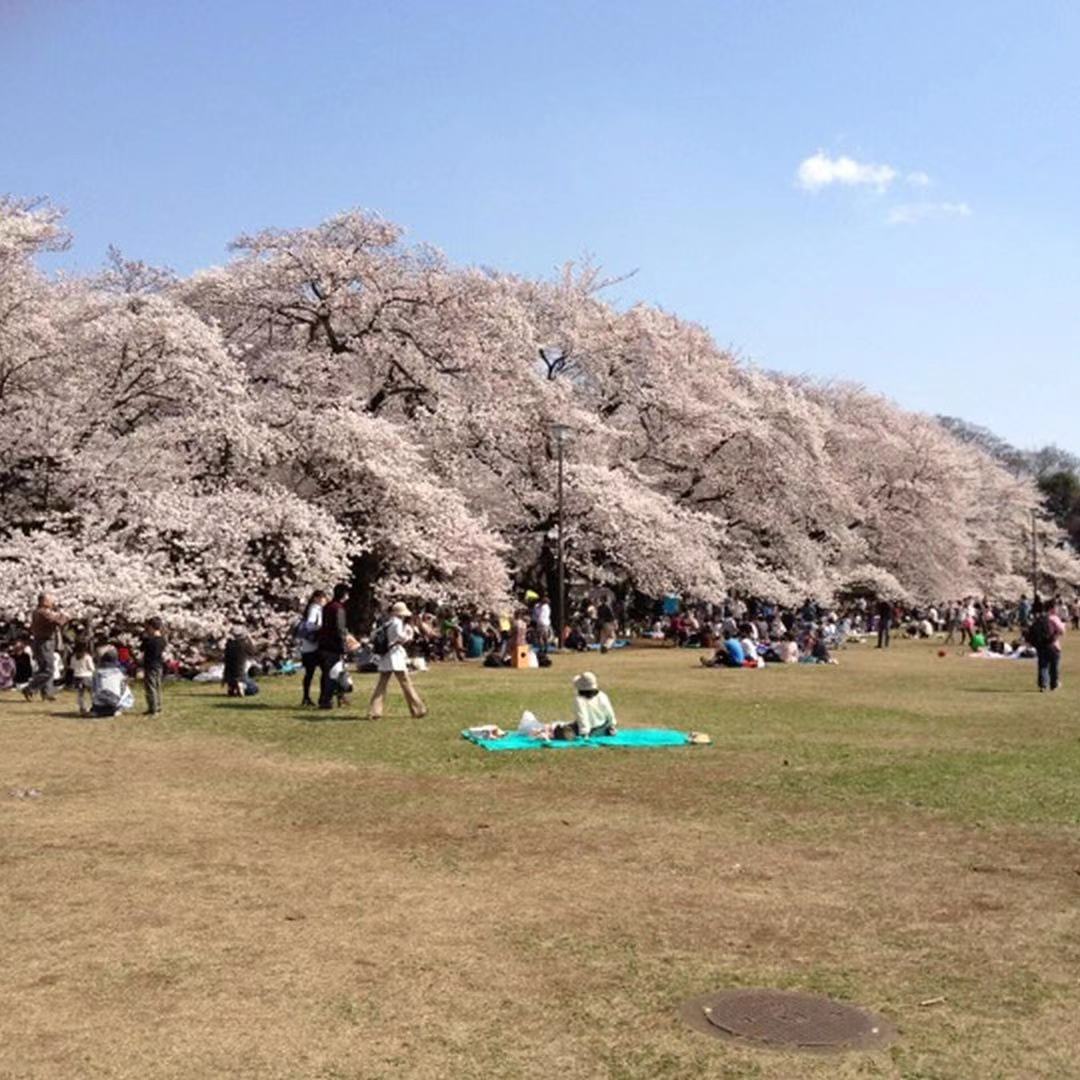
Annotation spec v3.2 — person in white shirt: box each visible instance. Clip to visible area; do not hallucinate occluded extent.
[296,589,327,706]
[71,641,96,716]
[740,636,761,665]
[533,596,553,652]
[368,602,427,719]
[775,636,800,663]
[572,671,616,738]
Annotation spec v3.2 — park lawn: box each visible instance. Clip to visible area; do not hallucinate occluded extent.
[2,639,1080,1079]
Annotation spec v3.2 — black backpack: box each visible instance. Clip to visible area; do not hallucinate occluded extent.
[372,621,391,656]
[1028,614,1052,649]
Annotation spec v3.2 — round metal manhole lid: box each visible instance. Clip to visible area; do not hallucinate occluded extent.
[680,989,895,1051]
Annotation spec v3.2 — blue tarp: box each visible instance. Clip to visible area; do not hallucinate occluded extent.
[461,727,692,752]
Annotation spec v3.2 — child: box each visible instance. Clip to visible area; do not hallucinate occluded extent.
[71,639,96,716]
[572,671,617,738]
[12,639,33,689]
[91,648,135,717]
[328,634,359,707]
[141,617,166,715]
[0,649,14,691]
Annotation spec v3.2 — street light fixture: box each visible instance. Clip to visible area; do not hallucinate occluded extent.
[539,346,567,381]
[550,423,573,640]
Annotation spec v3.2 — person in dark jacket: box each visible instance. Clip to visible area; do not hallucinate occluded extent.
[223,630,250,697]
[141,616,166,715]
[318,583,350,709]
[24,593,69,701]
[876,598,893,649]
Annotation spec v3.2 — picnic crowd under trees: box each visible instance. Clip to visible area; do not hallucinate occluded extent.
[2,194,1080,655]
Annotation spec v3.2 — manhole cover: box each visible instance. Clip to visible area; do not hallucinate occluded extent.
[680,989,895,1052]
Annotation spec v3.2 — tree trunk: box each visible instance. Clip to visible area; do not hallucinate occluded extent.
[347,550,382,633]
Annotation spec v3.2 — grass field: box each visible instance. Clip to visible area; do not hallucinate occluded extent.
[3,639,1079,1080]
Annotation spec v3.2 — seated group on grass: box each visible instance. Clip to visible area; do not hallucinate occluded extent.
[699,627,836,668]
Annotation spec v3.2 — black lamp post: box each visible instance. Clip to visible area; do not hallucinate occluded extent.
[550,422,572,639]
[1031,508,1039,600]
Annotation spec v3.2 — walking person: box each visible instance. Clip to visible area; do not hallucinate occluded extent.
[597,599,617,653]
[317,583,350,710]
[875,597,893,649]
[1028,599,1065,692]
[943,603,960,644]
[296,589,327,706]
[23,593,69,701]
[368,602,427,719]
[223,629,252,697]
[141,617,166,715]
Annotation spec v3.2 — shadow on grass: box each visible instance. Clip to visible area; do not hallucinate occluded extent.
[209,701,285,712]
[298,711,370,723]
[960,686,1033,694]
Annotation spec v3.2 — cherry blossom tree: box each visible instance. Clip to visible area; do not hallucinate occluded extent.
[2,195,1077,640]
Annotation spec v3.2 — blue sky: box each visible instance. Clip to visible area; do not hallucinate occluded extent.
[3,0,1078,451]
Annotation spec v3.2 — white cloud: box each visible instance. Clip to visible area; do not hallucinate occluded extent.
[906,171,932,188]
[796,151,898,193]
[886,201,973,225]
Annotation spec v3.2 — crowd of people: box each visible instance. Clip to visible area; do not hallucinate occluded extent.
[0,594,166,717]
[2,586,1074,714]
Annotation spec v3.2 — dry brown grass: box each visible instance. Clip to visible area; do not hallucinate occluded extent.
[3,644,1080,1078]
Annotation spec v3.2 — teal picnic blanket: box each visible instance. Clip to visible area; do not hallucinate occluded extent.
[461,727,692,752]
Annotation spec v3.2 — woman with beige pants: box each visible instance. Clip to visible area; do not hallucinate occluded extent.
[368,602,427,719]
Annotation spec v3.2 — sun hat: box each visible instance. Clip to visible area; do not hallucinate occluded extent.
[573,671,599,692]
[390,601,412,617]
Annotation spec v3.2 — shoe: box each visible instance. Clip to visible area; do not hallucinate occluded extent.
[413,710,428,719]
[22,687,33,702]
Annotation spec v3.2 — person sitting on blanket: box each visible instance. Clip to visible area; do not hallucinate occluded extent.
[700,629,746,668]
[775,634,800,663]
[809,633,837,665]
[719,629,745,667]
[572,671,617,738]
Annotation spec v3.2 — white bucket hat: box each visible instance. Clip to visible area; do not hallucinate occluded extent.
[390,601,412,618]
[573,671,599,692]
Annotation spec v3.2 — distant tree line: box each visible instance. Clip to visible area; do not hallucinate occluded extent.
[937,417,1080,552]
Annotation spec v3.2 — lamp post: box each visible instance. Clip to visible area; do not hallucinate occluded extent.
[1031,508,1039,600]
[550,422,572,641]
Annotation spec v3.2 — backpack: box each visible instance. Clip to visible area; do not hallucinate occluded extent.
[372,621,391,656]
[1027,614,1052,649]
